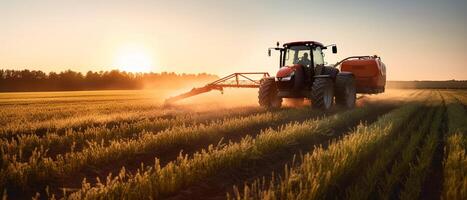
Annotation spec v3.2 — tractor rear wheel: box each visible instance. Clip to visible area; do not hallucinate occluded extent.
[335,75,356,108]
[258,78,282,108]
[311,78,334,109]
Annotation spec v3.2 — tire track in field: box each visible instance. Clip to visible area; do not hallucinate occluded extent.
[419,92,447,200]
[336,91,442,200]
[420,91,466,200]
[440,91,467,200]
[378,94,440,199]
[165,104,398,200]
[339,103,432,199]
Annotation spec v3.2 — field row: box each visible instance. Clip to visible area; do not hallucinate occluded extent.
[231,91,466,200]
[442,92,467,199]
[67,101,397,199]
[2,89,465,200]
[1,105,264,159]
[59,91,424,199]
[0,103,334,198]
[0,102,265,137]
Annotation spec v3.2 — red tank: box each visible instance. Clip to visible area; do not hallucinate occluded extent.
[340,56,386,94]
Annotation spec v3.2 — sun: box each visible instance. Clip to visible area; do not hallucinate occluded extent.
[114,45,154,72]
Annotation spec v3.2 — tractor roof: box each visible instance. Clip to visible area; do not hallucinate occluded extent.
[283,41,324,48]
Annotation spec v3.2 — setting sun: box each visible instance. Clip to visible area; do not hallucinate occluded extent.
[114,44,154,72]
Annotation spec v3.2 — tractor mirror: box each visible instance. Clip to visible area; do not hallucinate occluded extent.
[332,46,337,54]
[268,49,271,57]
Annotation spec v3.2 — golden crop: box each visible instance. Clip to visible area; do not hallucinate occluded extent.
[0,89,465,200]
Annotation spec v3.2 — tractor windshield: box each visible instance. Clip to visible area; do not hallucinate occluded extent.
[284,45,311,67]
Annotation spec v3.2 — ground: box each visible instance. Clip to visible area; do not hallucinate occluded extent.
[0,89,465,200]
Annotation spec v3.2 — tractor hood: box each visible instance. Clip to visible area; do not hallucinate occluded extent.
[276,64,300,78]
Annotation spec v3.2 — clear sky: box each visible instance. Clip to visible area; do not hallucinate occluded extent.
[1,0,466,80]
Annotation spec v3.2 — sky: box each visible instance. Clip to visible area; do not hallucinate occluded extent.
[0,0,466,80]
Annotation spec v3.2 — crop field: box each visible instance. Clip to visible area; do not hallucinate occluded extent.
[0,89,465,200]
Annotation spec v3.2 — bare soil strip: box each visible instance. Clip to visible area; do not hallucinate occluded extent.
[419,99,446,200]
[335,92,446,200]
[420,92,464,200]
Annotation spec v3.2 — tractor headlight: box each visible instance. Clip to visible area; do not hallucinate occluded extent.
[277,71,294,81]
[280,76,292,81]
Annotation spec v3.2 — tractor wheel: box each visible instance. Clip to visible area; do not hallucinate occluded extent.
[311,78,334,110]
[335,75,356,108]
[258,78,282,108]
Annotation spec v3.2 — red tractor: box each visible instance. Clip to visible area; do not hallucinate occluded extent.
[259,41,386,109]
[165,41,386,109]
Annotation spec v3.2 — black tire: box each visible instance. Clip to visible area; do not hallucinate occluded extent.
[311,78,334,109]
[335,75,356,108]
[258,78,282,108]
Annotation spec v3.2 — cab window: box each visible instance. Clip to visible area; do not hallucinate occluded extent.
[313,47,324,67]
[284,45,311,67]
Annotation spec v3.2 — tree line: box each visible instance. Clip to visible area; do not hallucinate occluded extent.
[387,80,467,89]
[0,69,218,92]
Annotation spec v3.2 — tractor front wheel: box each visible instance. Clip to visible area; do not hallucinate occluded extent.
[258,78,282,109]
[311,78,334,110]
[335,75,356,108]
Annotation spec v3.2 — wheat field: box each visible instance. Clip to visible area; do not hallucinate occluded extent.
[0,89,465,199]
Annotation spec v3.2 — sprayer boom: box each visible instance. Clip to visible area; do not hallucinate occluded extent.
[164,72,269,104]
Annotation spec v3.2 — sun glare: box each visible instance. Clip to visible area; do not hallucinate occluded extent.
[114,45,154,72]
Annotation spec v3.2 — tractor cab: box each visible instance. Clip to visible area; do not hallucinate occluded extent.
[270,41,338,83]
[270,41,329,67]
[283,44,314,68]
[266,41,339,100]
[280,41,327,68]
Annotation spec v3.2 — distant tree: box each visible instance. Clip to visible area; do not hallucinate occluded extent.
[0,69,218,92]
